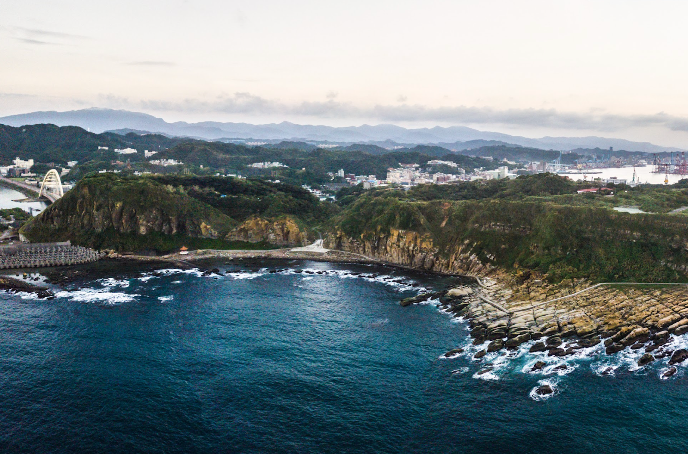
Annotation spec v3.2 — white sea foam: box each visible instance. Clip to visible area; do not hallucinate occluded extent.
[138,268,208,282]
[473,367,500,381]
[55,288,138,304]
[158,296,174,302]
[279,268,427,293]
[17,291,38,300]
[98,278,130,288]
[451,367,469,375]
[225,271,265,280]
[529,379,559,401]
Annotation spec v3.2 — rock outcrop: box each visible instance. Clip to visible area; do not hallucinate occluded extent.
[227,217,307,247]
[325,228,494,276]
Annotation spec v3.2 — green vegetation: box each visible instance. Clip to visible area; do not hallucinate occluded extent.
[0,208,32,231]
[150,175,336,225]
[153,142,497,184]
[20,173,332,253]
[11,127,688,285]
[331,174,688,283]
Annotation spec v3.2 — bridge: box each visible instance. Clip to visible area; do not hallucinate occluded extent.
[0,169,65,203]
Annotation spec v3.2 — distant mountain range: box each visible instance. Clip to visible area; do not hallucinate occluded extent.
[0,108,682,153]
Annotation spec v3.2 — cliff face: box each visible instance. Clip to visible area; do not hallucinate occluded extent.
[20,174,235,248]
[227,217,308,247]
[325,228,494,277]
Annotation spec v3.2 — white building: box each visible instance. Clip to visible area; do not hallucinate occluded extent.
[13,157,34,169]
[115,148,137,155]
[144,150,157,158]
[150,159,182,167]
[249,162,287,169]
[484,166,517,180]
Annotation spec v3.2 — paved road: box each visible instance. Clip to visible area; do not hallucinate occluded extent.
[0,176,58,203]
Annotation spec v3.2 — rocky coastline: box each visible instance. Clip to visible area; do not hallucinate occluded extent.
[11,230,688,372]
[404,275,688,370]
[0,275,54,299]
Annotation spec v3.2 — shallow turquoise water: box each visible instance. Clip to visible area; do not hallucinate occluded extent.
[0,261,686,453]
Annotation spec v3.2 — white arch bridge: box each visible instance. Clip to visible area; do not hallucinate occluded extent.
[0,169,66,204]
[38,169,64,201]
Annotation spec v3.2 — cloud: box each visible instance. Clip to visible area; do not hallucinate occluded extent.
[0,92,36,99]
[16,38,51,45]
[17,27,88,40]
[326,91,338,100]
[118,92,688,133]
[397,95,408,103]
[11,27,91,45]
[126,61,176,67]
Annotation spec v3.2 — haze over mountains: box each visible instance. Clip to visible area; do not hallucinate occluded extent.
[0,108,681,153]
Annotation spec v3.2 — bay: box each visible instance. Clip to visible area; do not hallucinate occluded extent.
[0,260,686,453]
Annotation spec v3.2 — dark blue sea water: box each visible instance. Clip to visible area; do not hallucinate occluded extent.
[0,260,687,453]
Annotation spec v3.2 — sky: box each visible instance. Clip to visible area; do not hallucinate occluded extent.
[2,0,688,146]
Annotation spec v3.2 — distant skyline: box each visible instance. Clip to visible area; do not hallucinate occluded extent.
[2,1,688,146]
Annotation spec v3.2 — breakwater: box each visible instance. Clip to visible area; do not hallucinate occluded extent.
[0,241,100,269]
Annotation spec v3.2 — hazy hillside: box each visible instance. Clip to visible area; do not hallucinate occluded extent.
[1,108,682,152]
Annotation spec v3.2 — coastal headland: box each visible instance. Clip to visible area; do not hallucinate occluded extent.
[14,171,688,368]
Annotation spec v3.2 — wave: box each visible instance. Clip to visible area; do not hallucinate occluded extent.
[98,278,130,288]
[529,378,559,401]
[277,268,427,293]
[54,288,139,305]
[443,326,688,398]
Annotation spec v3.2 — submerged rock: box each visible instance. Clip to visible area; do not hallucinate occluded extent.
[535,385,553,396]
[474,350,487,359]
[663,367,678,378]
[669,349,688,365]
[638,353,655,367]
[476,367,493,376]
[444,348,464,358]
[399,293,435,307]
[531,361,546,372]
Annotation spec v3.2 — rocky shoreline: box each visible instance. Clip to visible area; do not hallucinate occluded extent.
[9,242,688,373]
[404,275,688,370]
[0,276,54,299]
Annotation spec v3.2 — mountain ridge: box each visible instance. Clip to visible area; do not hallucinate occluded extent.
[0,108,682,153]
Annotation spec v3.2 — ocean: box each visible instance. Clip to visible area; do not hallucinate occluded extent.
[0,260,687,453]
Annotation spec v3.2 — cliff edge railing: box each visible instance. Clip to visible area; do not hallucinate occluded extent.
[0,241,100,269]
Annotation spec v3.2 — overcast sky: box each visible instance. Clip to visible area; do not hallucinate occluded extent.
[2,0,688,146]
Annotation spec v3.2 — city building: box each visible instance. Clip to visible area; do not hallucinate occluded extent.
[115,148,137,155]
[149,159,183,166]
[249,162,288,169]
